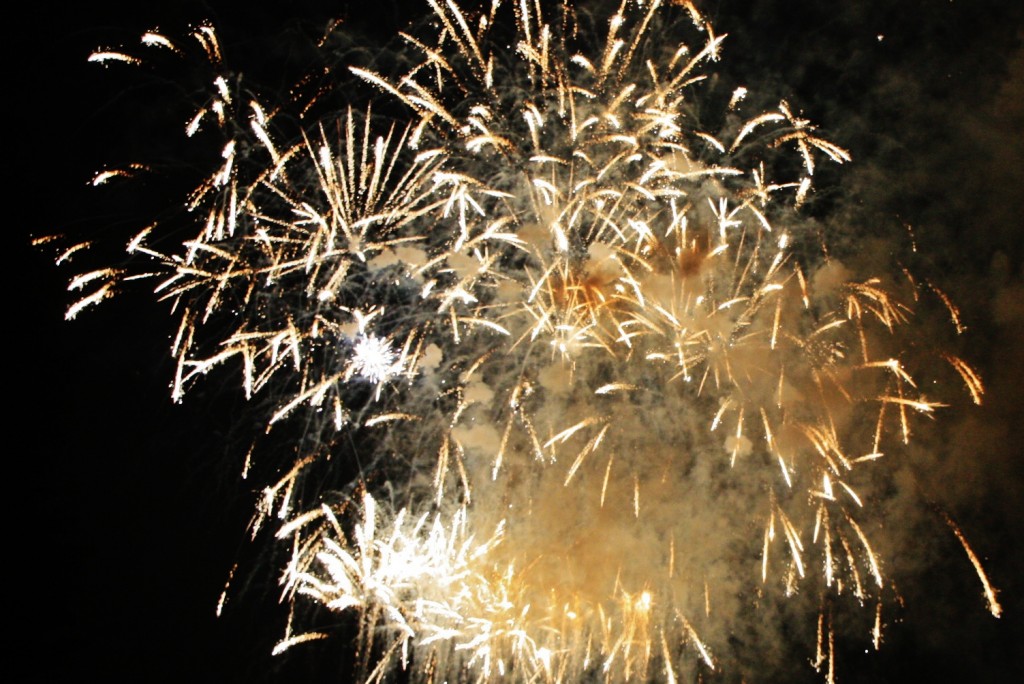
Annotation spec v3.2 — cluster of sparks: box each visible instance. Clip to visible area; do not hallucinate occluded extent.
[59,0,1003,681]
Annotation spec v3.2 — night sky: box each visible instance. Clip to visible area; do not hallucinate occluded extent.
[17,1,1023,682]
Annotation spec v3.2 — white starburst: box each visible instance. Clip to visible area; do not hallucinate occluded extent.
[351,334,400,384]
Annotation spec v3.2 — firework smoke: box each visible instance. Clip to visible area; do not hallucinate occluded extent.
[47,1,1012,681]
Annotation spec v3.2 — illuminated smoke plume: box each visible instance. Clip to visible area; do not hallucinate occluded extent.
[54,1,1003,681]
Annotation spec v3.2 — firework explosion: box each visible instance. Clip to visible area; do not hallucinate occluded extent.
[51,0,1004,681]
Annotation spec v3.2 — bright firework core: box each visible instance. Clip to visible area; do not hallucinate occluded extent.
[351,335,402,384]
[63,0,1002,682]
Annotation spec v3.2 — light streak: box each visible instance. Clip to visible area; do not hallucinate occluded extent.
[946,514,1003,618]
[54,1,1001,681]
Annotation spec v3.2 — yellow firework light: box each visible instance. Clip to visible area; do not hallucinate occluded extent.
[56,1,1002,681]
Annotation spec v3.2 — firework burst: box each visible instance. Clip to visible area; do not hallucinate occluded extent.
[52,1,1001,681]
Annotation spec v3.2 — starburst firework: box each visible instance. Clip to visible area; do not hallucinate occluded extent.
[53,1,1001,681]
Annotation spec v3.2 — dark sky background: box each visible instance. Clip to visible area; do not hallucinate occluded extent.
[16,1,1023,682]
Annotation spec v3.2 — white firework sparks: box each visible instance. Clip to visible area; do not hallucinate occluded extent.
[52,1,1001,682]
[351,335,402,384]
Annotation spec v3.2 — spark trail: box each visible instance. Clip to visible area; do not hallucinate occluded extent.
[54,1,1000,681]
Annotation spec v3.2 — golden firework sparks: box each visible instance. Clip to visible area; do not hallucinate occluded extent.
[53,1,1001,681]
